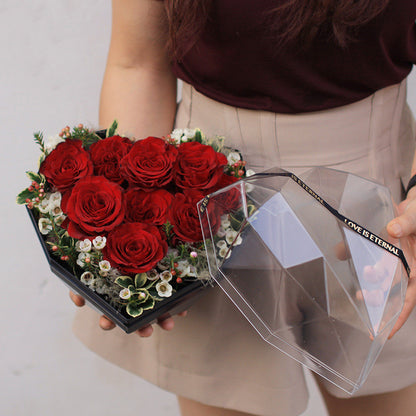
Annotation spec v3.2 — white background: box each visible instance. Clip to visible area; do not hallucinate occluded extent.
[1,2,415,415]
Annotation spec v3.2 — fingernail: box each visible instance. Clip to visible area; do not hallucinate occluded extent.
[389,222,402,237]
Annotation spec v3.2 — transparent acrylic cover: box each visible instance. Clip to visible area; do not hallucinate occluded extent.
[197,167,410,395]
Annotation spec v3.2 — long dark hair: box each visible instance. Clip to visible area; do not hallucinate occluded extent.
[164,0,390,58]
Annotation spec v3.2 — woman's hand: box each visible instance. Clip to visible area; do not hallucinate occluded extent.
[386,187,416,338]
[69,291,186,337]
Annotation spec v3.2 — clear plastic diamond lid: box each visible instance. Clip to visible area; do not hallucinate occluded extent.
[197,166,410,395]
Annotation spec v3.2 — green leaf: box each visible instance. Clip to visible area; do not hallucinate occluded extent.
[194,129,203,143]
[128,284,137,294]
[107,120,118,138]
[144,281,156,290]
[26,171,43,184]
[38,153,46,167]
[134,273,147,288]
[141,296,156,311]
[33,132,46,153]
[16,189,34,205]
[126,302,144,318]
[115,276,134,288]
[229,211,245,230]
[247,204,256,217]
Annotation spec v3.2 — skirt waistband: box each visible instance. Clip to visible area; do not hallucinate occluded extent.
[176,80,415,201]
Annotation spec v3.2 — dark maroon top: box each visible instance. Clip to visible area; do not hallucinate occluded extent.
[171,0,416,114]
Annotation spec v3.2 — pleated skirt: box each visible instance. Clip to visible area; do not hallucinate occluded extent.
[73,80,416,416]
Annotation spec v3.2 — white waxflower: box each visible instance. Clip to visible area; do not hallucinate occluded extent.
[92,236,106,250]
[170,128,184,144]
[156,281,173,297]
[183,128,196,140]
[38,195,51,214]
[225,229,242,246]
[54,214,66,226]
[219,246,231,258]
[216,226,226,238]
[76,239,92,253]
[227,152,241,165]
[49,205,63,217]
[245,169,256,177]
[160,270,173,282]
[146,269,160,281]
[80,271,95,286]
[119,288,132,300]
[45,134,65,153]
[38,217,52,235]
[221,218,231,229]
[48,191,62,205]
[99,260,111,272]
[188,265,197,277]
[76,252,90,267]
[170,128,196,144]
[176,260,191,277]
[157,258,170,271]
[216,240,227,249]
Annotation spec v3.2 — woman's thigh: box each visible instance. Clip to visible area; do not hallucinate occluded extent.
[316,378,416,416]
[178,396,257,416]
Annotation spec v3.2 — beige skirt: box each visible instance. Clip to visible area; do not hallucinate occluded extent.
[73,80,416,416]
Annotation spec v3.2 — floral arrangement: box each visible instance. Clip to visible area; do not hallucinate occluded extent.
[18,121,248,319]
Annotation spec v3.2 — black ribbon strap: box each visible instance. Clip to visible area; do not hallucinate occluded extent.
[201,171,411,277]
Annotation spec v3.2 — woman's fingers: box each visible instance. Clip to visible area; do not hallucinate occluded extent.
[388,276,416,338]
[69,291,85,307]
[387,192,416,239]
[99,315,116,330]
[136,311,188,337]
[137,325,154,337]
[69,288,188,336]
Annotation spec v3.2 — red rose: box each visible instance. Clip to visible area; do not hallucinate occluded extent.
[89,135,132,184]
[173,141,227,190]
[207,174,242,213]
[123,188,174,225]
[120,137,178,188]
[103,222,168,274]
[39,139,93,192]
[170,189,220,243]
[61,176,124,239]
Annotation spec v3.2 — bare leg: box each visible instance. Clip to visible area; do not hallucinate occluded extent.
[315,377,416,416]
[178,396,257,416]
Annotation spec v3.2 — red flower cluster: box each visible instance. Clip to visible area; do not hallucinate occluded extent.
[39,134,238,274]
